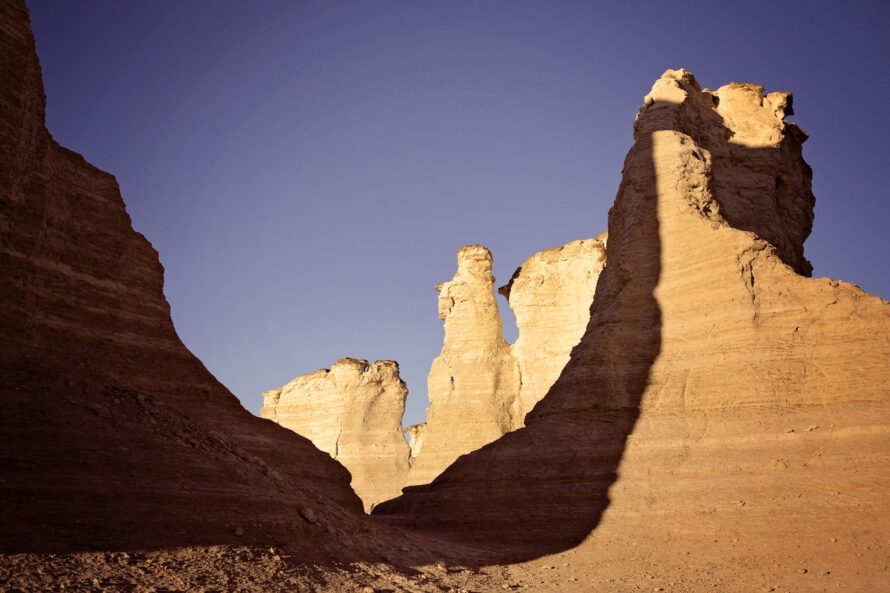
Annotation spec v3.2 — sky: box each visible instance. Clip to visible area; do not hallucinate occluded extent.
[28,0,890,427]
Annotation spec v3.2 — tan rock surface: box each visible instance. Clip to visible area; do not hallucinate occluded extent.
[266,239,609,499]
[376,68,890,593]
[404,245,521,486]
[5,4,889,587]
[500,234,608,422]
[261,358,411,510]
[404,422,427,459]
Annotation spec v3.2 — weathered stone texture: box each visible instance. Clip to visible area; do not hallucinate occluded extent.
[0,0,365,553]
[501,235,607,422]
[376,70,890,571]
[262,358,410,510]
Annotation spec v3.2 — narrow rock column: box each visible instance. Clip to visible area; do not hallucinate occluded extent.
[405,245,521,486]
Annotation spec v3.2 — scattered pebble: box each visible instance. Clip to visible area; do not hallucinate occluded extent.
[299,506,317,524]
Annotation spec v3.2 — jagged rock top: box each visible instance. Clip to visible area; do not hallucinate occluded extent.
[638,68,814,276]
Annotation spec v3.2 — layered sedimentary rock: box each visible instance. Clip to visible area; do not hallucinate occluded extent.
[404,245,522,486]
[406,239,607,486]
[0,1,370,554]
[267,240,608,499]
[376,67,890,576]
[501,235,607,421]
[261,359,410,510]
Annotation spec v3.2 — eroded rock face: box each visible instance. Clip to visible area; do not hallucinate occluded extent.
[0,1,367,553]
[405,245,522,486]
[501,234,608,421]
[404,423,427,459]
[375,68,890,571]
[264,239,606,506]
[261,359,410,510]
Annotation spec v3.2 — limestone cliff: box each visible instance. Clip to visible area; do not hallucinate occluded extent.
[405,245,522,486]
[261,359,410,510]
[500,235,608,422]
[267,239,608,500]
[376,67,890,579]
[0,0,367,553]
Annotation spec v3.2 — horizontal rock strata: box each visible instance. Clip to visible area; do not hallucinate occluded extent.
[261,359,410,510]
[0,0,370,554]
[375,69,890,571]
[267,238,607,504]
[501,234,608,422]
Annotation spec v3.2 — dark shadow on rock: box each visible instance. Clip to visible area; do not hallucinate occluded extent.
[373,131,663,564]
[373,81,815,565]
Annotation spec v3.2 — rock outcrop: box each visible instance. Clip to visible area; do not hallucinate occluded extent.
[265,239,608,503]
[501,235,608,421]
[405,245,522,486]
[375,68,890,576]
[261,359,410,510]
[0,0,370,554]
[404,239,608,486]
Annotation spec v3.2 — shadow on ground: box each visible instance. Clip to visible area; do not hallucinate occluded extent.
[372,131,663,565]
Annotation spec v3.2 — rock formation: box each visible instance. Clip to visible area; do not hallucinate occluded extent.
[405,245,522,486]
[265,239,608,503]
[501,235,608,421]
[0,0,371,554]
[376,68,890,577]
[261,359,410,510]
[403,238,609,486]
[4,3,890,585]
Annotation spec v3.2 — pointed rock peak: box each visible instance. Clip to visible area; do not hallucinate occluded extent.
[455,244,495,280]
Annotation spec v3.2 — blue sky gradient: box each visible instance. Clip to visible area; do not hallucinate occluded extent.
[29,1,890,426]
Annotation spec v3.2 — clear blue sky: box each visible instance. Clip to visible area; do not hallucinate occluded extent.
[29,1,890,426]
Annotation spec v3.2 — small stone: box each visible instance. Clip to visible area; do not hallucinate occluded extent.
[234,526,244,536]
[785,428,795,433]
[807,425,819,431]
[299,506,317,524]
[88,404,110,418]
[362,587,375,593]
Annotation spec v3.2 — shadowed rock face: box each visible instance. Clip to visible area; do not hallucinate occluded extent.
[0,1,368,554]
[265,239,608,508]
[375,69,890,563]
[261,359,411,511]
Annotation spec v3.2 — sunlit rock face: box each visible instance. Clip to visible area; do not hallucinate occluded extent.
[376,69,890,569]
[261,359,410,510]
[267,239,607,505]
[501,234,608,422]
[405,245,523,486]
